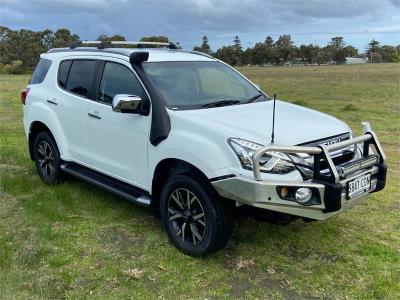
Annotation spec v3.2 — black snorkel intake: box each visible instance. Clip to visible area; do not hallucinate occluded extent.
[129,51,171,146]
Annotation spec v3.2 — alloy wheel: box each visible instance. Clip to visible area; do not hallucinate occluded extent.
[167,188,206,245]
[37,140,55,177]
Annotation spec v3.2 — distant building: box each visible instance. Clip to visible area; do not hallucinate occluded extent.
[346,57,367,64]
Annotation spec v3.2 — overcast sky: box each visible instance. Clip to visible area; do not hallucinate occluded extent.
[1,0,399,51]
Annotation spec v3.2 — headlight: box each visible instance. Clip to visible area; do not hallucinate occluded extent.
[228,138,297,174]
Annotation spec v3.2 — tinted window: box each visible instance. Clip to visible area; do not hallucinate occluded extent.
[29,58,52,84]
[98,62,145,104]
[66,60,96,97]
[58,60,72,88]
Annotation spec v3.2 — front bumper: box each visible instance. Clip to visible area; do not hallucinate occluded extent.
[212,123,387,220]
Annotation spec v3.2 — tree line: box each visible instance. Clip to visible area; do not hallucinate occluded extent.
[0,26,399,74]
[194,35,400,66]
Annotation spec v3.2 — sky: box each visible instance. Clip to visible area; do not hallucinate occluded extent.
[1,0,399,52]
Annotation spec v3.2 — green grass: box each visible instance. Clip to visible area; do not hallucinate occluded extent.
[1,63,399,299]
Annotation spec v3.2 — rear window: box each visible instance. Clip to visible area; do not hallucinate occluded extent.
[65,60,96,97]
[29,58,52,84]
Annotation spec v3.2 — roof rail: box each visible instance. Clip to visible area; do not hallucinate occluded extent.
[190,51,214,59]
[69,40,178,50]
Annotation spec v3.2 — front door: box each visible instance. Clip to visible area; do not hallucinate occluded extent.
[87,60,151,189]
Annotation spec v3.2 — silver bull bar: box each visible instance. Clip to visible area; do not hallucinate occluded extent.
[252,122,386,183]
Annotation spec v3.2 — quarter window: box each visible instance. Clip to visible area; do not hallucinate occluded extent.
[65,60,96,97]
[29,58,52,84]
[98,62,145,104]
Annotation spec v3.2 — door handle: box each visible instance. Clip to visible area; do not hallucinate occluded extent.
[47,98,58,105]
[88,111,101,119]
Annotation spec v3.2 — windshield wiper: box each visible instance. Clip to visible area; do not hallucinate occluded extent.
[201,100,240,108]
[246,93,265,103]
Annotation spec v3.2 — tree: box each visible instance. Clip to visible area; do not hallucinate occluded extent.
[251,42,266,65]
[214,46,236,65]
[0,28,47,69]
[379,45,397,62]
[200,35,212,54]
[275,34,294,64]
[329,37,345,48]
[232,36,242,65]
[344,45,358,57]
[140,36,169,43]
[51,29,79,48]
[265,36,274,47]
[97,34,126,41]
[299,44,320,65]
[367,39,381,53]
[193,35,212,54]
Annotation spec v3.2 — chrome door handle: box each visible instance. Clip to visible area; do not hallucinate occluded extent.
[47,98,58,105]
[88,111,101,119]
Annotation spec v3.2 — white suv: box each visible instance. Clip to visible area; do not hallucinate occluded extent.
[22,41,387,256]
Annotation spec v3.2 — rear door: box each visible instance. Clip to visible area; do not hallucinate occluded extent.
[86,59,151,189]
[55,59,96,164]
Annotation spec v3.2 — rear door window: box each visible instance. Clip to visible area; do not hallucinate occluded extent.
[29,58,52,84]
[65,60,96,97]
[58,60,72,88]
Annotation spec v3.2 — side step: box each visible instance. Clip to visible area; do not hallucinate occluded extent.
[60,162,151,207]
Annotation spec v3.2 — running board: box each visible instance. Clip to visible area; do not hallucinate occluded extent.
[60,163,151,207]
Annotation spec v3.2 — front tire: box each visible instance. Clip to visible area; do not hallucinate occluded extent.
[33,132,63,184]
[160,174,232,256]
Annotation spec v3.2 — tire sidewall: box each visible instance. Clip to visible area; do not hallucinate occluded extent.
[33,132,61,184]
[160,175,219,256]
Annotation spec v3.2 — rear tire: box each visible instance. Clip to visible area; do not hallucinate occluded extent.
[33,132,63,185]
[160,174,232,256]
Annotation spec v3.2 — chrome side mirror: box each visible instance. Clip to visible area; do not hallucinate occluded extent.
[112,94,142,113]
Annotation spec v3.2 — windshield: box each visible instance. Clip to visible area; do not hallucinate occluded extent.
[143,61,265,109]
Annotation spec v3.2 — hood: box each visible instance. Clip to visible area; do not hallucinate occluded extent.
[176,100,350,145]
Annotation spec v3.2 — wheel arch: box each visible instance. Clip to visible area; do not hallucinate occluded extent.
[151,158,214,216]
[28,121,58,160]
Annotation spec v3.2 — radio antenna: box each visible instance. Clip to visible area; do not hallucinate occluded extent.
[271,93,277,144]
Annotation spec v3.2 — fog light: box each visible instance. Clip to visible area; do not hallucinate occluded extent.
[295,188,312,203]
[280,187,289,198]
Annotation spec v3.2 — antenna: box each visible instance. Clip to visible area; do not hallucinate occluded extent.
[271,93,277,144]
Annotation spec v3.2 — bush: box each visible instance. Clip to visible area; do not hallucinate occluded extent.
[4,60,25,74]
[0,63,6,74]
[371,53,383,63]
[389,52,400,63]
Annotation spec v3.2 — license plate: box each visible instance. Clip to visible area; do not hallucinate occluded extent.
[347,173,371,199]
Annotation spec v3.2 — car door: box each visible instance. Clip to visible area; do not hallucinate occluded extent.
[86,60,151,189]
[55,59,96,164]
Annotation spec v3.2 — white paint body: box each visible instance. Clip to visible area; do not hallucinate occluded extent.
[23,48,351,194]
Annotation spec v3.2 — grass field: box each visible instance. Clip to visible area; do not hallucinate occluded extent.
[1,63,399,299]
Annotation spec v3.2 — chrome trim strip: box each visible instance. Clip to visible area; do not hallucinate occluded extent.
[325,134,372,152]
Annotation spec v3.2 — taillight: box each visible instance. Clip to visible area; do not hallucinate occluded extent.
[21,87,30,105]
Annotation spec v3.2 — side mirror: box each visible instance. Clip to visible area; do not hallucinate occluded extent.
[112,94,142,113]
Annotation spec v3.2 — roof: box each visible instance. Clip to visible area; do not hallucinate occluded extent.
[45,47,215,62]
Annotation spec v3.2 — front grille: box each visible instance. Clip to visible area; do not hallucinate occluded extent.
[320,150,355,170]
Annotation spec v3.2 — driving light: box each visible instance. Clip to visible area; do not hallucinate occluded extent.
[295,188,312,203]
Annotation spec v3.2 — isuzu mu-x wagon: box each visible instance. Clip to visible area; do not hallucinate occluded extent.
[22,41,387,256]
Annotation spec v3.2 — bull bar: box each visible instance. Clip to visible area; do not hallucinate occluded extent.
[212,122,387,220]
